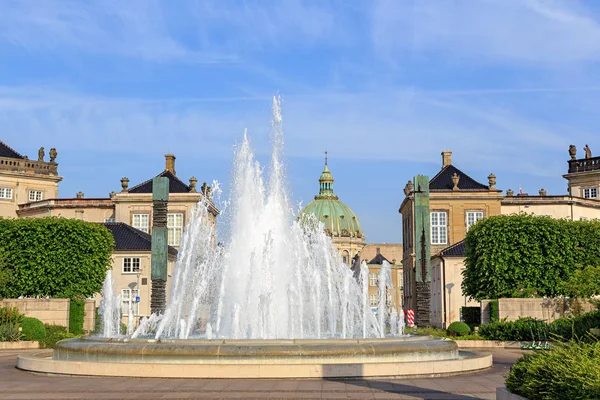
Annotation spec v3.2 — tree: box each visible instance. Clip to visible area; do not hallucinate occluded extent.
[0,253,12,292]
[462,214,600,301]
[0,217,114,299]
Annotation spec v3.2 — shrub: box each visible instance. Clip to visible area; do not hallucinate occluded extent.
[479,318,547,341]
[463,215,600,300]
[489,300,499,323]
[548,310,600,341]
[506,340,600,399]
[0,306,22,325]
[69,299,85,335]
[40,324,77,349]
[461,307,481,326]
[447,321,471,337]
[20,317,46,341]
[0,323,21,342]
[0,217,114,299]
[415,327,447,337]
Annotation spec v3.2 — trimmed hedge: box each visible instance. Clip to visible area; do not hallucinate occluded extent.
[447,321,471,337]
[489,300,499,322]
[0,217,114,299]
[69,299,84,335]
[463,215,600,300]
[506,340,600,399]
[40,324,77,349]
[461,307,481,326]
[478,310,600,342]
[20,317,46,341]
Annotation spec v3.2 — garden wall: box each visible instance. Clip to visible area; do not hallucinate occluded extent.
[0,298,96,332]
[480,298,595,323]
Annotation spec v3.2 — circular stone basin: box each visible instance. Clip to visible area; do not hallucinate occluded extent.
[16,335,492,379]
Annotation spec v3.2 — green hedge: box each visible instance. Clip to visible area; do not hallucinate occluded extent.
[479,311,600,342]
[463,215,600,300]
[69,299,85,335]
[40,324,77,349]
[0,217,114,298]
[506,340,600,399]
[447,321,470,337]
[461,307,481,326]
[20,317,46,341]
[489,300,499,322]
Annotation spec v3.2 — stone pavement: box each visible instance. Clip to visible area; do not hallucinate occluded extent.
[0,349,524,400]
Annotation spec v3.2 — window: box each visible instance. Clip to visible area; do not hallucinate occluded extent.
[121,289,139,316]
[583,187,598,199]
[122,257,140,274]
[0,188,12,200]
[466,211,484,231]
[369,272,377,287]
[430,212,447,245]
[342,250,350,265]
[168,213,184,246]
[369,294,378,307]
[104,217,115,223]
[28,190,43,202]
[132,214,149,233]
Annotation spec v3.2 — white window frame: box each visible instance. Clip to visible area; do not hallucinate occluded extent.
[132,213,150,233]
[121,289,139,316]
[369,294,378,307]
[369,272,378,287]
[122,257,140,274]
[466,211,484,231]
[167,213,184,246]
[430,211,448,245]
[28,190,43,202]
[0,188,13,200]
[583,187,598,199]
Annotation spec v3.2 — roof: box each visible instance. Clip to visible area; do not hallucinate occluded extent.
[103,222,178,256]
[439,240,466,257]
[128,170,191,194]
[429,165,489,191]
[368,252,391,265]
[0,141,25,159]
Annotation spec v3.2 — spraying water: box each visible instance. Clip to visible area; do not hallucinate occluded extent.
[99,270,121,337]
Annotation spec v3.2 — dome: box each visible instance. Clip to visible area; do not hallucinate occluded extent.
[299,157,364,239]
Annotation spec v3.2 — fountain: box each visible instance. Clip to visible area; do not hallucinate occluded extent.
[17,96,491,379]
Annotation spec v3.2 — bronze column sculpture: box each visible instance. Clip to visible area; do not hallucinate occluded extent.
[151,177,169,314]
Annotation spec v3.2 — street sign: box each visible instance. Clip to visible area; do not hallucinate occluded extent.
[135,296,140,303]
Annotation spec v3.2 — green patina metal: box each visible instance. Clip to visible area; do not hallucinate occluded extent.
[151,177,169,314]
[414,175,431,282]
[298,159,363,238]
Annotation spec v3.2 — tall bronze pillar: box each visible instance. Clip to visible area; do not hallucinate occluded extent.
[151,177,169,314]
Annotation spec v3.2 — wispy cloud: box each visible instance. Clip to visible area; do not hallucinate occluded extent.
[371,0,600,65]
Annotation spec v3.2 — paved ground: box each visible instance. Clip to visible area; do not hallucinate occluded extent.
[0,349,524,400]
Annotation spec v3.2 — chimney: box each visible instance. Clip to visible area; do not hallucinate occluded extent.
[376,247,381,255]
[76,191,84,199]
[442,151,452,168]
[165,154,176,175]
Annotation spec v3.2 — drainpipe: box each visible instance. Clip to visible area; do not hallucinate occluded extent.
[442,257,447,329]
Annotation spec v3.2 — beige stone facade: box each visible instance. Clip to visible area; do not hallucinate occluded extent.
[399,151,503,314]
[501,194,600,220]
[0,142,62,219]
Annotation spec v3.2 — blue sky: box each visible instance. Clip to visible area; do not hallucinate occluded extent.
[2,0,600,243]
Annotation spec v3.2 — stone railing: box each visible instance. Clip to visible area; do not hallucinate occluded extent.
[568,156,600,173]
[0,156,58,175]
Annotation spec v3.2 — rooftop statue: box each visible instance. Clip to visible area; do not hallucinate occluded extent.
[585,144,592,159]
[38,147,45,162]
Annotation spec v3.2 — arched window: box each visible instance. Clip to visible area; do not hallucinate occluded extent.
[342,250,350,265]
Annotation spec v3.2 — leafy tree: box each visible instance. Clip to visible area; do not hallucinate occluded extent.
[0,218,114,299]
[0,253,11,291]
[462,214,600,301]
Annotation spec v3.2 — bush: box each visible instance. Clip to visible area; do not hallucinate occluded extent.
[479,318,547,341]
[69,299,85,335]
[548,310,600,341]
[461,307,481,326]
[463,215,600,300]
[0,323,21,341]
[489,300,499,323]
[20,317,46,341]
[0,306,22,325]
[40,324,77,349]
[0,217,114,298]
[506,340,600,399]
[447,321,471,337]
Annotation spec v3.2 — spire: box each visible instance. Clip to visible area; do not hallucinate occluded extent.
[315,153,338,200]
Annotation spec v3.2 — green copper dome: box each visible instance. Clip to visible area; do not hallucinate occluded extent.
[298,157,364,239]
